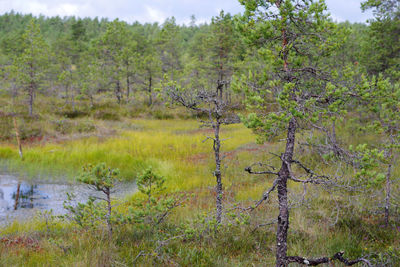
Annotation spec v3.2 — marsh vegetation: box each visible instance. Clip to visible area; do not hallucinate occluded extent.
[0,0,399,266]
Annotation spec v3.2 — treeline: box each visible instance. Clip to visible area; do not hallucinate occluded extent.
[0,9,393,115]
[0,11,244,113]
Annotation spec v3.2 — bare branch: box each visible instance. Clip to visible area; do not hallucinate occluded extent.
[245,162,279,176]
[287,251,372,266]
[247,178,279,211]
[251,219,278,233]
[155,194,187,225]
[202,136,215,143]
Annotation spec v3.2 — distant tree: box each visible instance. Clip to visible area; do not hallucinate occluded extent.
[122,41,137,101]
[96,19,133,104]
[138,37,162,106]
[10,19,50,116]
[357,0,400,226]
[69,18,88,68]
[157,17,183,80]
[0,29,25,59]
[181,24,211,91]
[78,52,102,107]
[53,35,75,105]
[330,22,367,67]
[71,19,86,44]
[356,73,400,226]
[361,0,400,76]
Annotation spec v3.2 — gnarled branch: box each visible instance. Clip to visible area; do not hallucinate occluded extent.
[287,251,372,266]
[247,178,279,211]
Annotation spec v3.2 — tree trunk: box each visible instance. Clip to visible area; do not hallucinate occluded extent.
[332,120,336,142]
[115,80,122,104]
[275,2,293,264]
[106,187,113,237]
[13,116,23,159]
[14,183,21,210]
[90,94,94,108]
[384,148,393,226]
[126,73,130,100]
[65,84,69,105]
[213,121,223,224]
[28,60,35,116]
[148,75,153,106]
[384,163,392,226]
[276,117,297,267]
[28,83,34,116]
[71,90,76,110]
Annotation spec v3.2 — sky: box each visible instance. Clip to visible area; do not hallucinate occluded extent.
[0,0,373,24]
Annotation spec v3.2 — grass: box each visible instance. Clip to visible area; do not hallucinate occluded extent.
[0,98,399,266]
[0,119,255,188]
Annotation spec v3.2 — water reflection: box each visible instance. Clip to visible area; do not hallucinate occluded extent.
[12,183,38,209]
[0,174,136,222]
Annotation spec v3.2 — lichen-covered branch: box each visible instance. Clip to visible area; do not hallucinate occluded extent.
[287,251,372,266]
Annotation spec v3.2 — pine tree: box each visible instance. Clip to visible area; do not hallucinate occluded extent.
[10,19,50,116]
[357,73,400,226]
[237,0,371,265]
[96,19,133,104]
[361,0,400,76]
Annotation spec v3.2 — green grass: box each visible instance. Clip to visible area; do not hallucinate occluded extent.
[0,119,255,189]
[0,99,399,266]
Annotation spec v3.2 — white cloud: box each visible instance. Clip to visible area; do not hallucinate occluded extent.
[0,0,83,17]
[24,1,48,14]
[330,14,345,22]
[56,3,79,16]
[0,0,373,24]
[145,6,167,23]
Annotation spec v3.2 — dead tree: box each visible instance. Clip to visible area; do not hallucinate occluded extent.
[167,11,238,224]
[167,83,239,224]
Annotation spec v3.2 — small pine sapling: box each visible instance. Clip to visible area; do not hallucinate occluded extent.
[133,167,186,226]
[64,163,120,237]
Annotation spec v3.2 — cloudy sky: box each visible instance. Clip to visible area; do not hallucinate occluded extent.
[0,0,373,24]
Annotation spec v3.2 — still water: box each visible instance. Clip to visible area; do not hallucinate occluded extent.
[0,174,136,222]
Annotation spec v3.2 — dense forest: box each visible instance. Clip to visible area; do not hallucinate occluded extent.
[0,0,399,266]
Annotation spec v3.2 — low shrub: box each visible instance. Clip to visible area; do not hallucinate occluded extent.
[53,119,96,135]
[151,109,174,120]
[76,120,96,133]
[55,106,89,119]
[93,110,120,121]
[0,117,13,140]
[19,121,44,140]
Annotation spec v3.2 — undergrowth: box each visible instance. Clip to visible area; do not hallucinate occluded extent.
[0,98,399,266]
